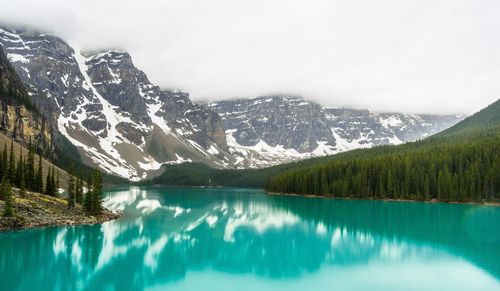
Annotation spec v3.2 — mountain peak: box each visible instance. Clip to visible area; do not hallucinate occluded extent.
[86,50,131,62]
[0,27,467,180]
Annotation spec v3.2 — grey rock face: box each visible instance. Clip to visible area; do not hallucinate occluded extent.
[0,27,231,180]
[0,26,466,178]
[86,51,151,126]
[209,96,464,156]
[0,27,104,125]
[85,50,228,150]
[0,45,52,153]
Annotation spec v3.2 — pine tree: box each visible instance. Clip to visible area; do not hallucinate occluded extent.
[8,140,15,184]
[55,170,60,197]
[0,145,3,180]
[76,177,83,204]
[25,146,35,191]
[320,171,328,195]
[344,167,352,197]
[15,148,23,188]
[45,167,52,196]
[51,167,57,197]
[84,174,92,214]
[2,187,13,217]
[387,169,394,198]
[423,175,430,200]
[266,124,500,203]
[67,173,75,209]
[19,173,26,198]
[92,170,103,215]
[0,176,6,201]
[35,155,43,193]
[2,142,7,176]
[1,177,13,217]
[79,177,84,202]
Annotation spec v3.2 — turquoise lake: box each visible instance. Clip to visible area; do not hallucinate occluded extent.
[0,187,499,291]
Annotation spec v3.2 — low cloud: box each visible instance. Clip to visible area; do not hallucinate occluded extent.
[1,0,499,114]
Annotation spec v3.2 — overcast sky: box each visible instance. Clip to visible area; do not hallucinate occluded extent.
[1,0,499,114]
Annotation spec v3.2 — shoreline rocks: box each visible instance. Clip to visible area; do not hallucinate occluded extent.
[0,189,122,232]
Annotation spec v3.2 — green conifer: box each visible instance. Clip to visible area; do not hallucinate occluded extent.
[67,173,75,209]
[8,140,15,184]
[15,148,23,188]
[55,170,60,197]
[84,174,92,214]
[35,155,43,193]
[92,170,103,215]
[2,142,7,176]
[1,178,13,217]
[25,145,35,191]
[45,167,52,196]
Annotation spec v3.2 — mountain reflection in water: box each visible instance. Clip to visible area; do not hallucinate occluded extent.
[0,186,498,291]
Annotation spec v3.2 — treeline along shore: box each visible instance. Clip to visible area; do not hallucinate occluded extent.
[0,137,120,231]
[265,100,500,203]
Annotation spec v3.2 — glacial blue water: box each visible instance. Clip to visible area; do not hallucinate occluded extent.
[0,186,499,291]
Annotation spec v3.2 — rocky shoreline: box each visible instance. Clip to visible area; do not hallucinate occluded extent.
[0,189,122,231]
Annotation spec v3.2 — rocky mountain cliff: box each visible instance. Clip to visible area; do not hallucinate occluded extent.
[0,26,464,180]
[208,96,463,167]
[0,45,52,154]
[0,27,237,180]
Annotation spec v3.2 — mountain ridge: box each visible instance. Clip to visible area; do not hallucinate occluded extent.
[0,26,465,181]
[265,99,500,201]
[208,95,463,165]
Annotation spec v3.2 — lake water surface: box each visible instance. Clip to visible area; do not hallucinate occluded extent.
[0,187,499,291]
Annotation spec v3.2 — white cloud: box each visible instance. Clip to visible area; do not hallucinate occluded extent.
[1,0,499,114]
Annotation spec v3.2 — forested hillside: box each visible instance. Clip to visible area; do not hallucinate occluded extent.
[266,100,500,202]
[0,46,125,186]
[149,155,335,188]
[0,45,120,229]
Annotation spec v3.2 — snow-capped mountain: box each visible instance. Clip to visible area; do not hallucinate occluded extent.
[208,96,464,167]
[0,27,234,180]
[0,26,464,180]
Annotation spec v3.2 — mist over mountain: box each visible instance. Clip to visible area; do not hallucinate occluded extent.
[1,0,498,115]
[0,26,464,180]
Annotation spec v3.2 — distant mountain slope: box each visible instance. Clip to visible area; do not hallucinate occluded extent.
[208,96,464,167]
[0,27,238,180]
[152,99,499,194]
[0,26,466,181]
[265,99,500,202]
[432,99,500,138]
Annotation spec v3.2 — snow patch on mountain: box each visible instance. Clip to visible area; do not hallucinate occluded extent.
[56,48,142,178]
[210,96,464,168]
[380,116,404,128]
[311,141,337,156]
[226,129,335,168]
[7,53,29,63]
[330,129,372,152]
[165,154,193,165]
[0,27,466,180]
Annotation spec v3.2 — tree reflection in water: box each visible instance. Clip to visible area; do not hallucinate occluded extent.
[0,186,498,291]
